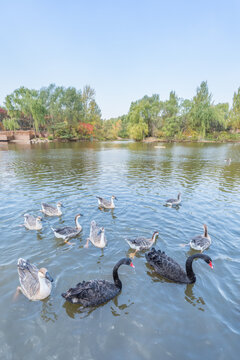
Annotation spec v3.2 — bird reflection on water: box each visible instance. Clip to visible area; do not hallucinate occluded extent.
[145,262,174,283]
[40,299,58,323]
[110,295,134,317]
[185,284,206,312]
[98,206,117,220]
[62,294,134,319]
[145,263,206,311]
[63,300,96,319]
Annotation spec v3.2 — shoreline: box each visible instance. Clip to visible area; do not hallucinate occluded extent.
[1,130,240,145]
[142,136,240,144]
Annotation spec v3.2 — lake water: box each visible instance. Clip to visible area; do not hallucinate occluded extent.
[0,141,240,360]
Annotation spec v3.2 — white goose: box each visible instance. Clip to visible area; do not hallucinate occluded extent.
[23,214,42,230]
[51,214,83,242]
[85,220,107,249]
[16,258,53,301]
[166,192,181,207]
[190,224,211,252]
[41,202,63,216]
[96,195,118,209]
[125,231,159,258]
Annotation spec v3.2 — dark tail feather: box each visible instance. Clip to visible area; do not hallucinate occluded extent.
[17,258,29,269]
[61,292,67,299]
[145,251,151,262]
[145,247,157,262]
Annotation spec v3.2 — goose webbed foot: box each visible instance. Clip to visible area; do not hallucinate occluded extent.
[13,286,22,301]
[84,238,90,248]
[64,238,74,245]
[129,250,138,259]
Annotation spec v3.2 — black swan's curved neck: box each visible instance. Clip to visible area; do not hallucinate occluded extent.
[185,254,207,283]
[112,261,124,289]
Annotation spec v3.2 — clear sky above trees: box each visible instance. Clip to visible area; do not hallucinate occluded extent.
[0,0,240,118]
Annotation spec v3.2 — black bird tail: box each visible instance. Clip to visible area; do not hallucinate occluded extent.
[61,292,67,299]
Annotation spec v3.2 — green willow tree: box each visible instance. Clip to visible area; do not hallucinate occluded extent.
[5,87,46,136]
[189,81,213,136]
[189,81,227,136]
[229,87,240,130]
[3,117,20,130]
[161,91,180,138]
[127,95,160,140]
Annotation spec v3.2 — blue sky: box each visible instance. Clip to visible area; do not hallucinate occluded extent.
[0,0,240,118]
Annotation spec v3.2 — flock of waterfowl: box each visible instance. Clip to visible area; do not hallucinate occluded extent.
[17,193,213,306]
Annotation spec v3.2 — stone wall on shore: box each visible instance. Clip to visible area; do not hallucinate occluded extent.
[0,130,35,142]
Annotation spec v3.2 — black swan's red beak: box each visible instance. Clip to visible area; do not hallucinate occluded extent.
[130,262,135,268]
[209,261,213,269]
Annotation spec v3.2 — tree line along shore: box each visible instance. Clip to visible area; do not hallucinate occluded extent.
[0,81,240,142]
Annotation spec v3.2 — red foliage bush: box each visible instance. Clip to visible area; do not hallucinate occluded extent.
[78,122,94,136]
[0,107,8,118]
[0,107,8,129]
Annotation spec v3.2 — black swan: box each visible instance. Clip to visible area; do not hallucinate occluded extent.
[145,248,213,284]
[62,258,134,306]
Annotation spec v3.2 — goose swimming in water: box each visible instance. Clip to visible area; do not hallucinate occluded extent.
[16,258,53,300]
[23,214,42,230]
[62,258,134,306]
[41,202,63,216]
[96,195,118,209]
[165,193,181,207]
[85,220,107,249]
[125,231,159,258]
[51,214,83,243]
[224,158,232,165]
[145,247,213,284]
[189,224,211,252]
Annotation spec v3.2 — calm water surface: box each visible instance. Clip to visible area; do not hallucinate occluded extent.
[0,141,240,359]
